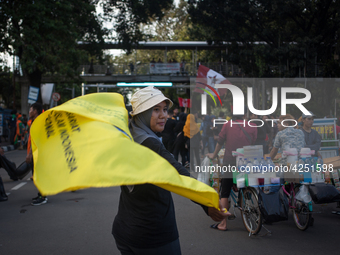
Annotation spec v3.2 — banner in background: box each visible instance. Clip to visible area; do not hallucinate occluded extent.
[150,63,180,74]
[41,83,54,105]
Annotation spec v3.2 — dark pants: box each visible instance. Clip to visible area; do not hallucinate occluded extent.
[190,147,200,170]
[201,136,208,155]
[0,176,8,200]
[220,178,234,198]
[32,162,46,198]
[173,146,187,166]
[10,127,16,145]
[220,159,236,198]
[115,238,181,255]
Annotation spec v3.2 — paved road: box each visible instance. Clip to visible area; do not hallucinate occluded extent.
[1,150,340,255]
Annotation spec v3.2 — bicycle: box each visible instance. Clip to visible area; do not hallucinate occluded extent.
[229,182,313,235]
[281,182,312,231]
[229,186,263,236]
[211,157,312,235]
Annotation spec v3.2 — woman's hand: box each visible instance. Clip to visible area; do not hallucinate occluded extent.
[26,153,32,164]
[207,153,215,160]
[208,201,231,221]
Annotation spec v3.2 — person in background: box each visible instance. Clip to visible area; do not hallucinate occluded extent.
[112,86,228,254]
[172,107,180,122]
[15,114,25,150]
[26,103,48,206]
[299,111,319,226]
[214,111,225,137]
[161,109,177,152]
[208,113,257,231]
[0,146,18,181]
[24,118,33,149]
[196,59,201,69]
[262,115,274,152]
[129,62,134,75]
[297,116,303,129]
[270,115,279,140]
[249,113,273,154]
[8,110,17,145]
[336,118,340,139]
[300,111,322,158]
[209,115,217,152]
[172,113,188,166]
[180,60,185,73]
[269,114,305,160]
[22,114,28,126]
[200,115,210,156]
[183,113,201,171]
[0,147,9,202]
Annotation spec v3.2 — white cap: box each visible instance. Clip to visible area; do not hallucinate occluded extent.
[130,86,173,116]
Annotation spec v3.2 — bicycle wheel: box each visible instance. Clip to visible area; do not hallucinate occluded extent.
[240,187,262,235]
[293,201,311,231]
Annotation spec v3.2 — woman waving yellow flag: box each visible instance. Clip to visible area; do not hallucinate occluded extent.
[30,92,220,209]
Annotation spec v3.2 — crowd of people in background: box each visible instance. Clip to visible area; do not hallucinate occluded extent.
[1,110,31,150]
[160,108,282,170]
[0,103,47,205]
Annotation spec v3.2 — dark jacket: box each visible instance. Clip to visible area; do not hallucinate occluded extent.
[112,137,190,248]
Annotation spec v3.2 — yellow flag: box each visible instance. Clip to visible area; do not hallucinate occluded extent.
[31,93,219,209]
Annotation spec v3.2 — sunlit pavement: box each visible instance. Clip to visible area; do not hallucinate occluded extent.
[1,149,339,255]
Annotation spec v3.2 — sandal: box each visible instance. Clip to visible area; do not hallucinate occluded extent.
[210,223,228,231]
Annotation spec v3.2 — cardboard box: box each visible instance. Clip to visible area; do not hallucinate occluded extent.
[284,171,300,183]
[323,156,340,169]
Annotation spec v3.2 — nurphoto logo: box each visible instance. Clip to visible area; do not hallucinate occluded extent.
[201,84,311,116]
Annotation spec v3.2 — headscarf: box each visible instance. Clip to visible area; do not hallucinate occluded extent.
[129,107,160,144]
[183,114,200,138]
[128,107,160,192]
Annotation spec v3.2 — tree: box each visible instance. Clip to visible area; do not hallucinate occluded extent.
[106,1,194,66]
[187,0,340,78]
[0,0,107,104]
[101,0,173,53]
[0,65,13,108]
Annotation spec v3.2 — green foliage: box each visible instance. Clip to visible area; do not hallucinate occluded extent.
[107,0,221,65]
[187,0,340,77]
[101,0,173,53]
[0,65,12,108]
[0,0,107,90]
